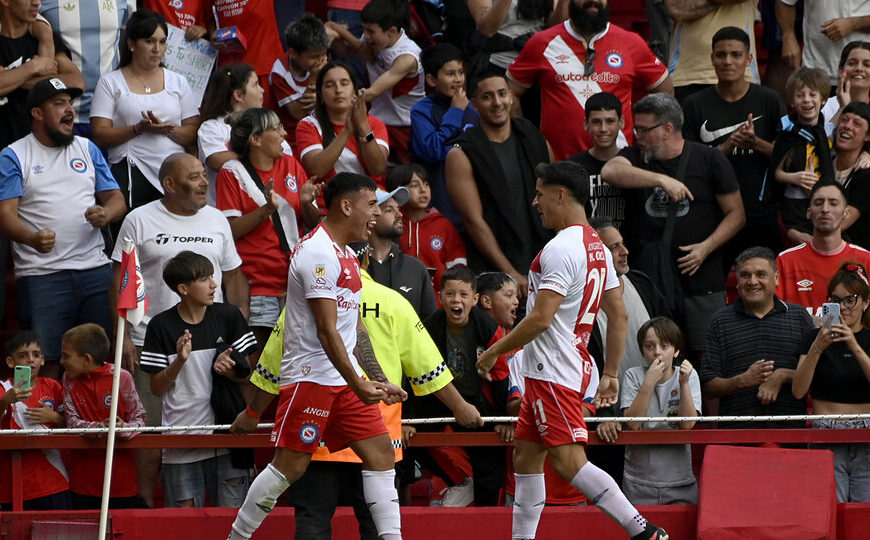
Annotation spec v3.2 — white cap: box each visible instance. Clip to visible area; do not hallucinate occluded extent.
[376,186,410,206]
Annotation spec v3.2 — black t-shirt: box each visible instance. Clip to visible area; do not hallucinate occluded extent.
[490,134,538,272]
[799,327,870,403]
[845,168,870,250]
[682,84,785,220]
[620,141,740,293]
[0,32,71,149]
[568,150,625,229]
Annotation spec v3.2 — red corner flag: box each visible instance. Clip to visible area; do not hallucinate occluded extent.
[117,238,148,325]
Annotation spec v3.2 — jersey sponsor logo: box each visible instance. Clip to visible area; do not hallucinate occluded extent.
[797,279,813,291]
[155,233,215,245]
[299,423,319,444]
[314,264,326,277]
[399,286,412,293]
[285,174,298,192]
[336,295,360,311]
[605,52,623,69]
[103,393,113,408]
[699,116,763,143]
[31,165,44,175]
[302,407,329,417]
[572,427,588,440]
[554,71,621,84]
[430,236,443,250]
[69,158,88,174]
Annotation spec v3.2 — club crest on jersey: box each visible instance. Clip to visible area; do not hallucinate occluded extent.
[299,423,319,444]
[285,174,298,192]
[314,264,326,278]
[605,52,624,69]
[430,236,443,250]
[41,399,56,410]
[103,393,113,407]
[301,365,311,376]
[169,0,184,8]
[70,158,88,173]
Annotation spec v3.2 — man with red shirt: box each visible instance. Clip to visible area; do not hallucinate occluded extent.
[777,182,870,318]
[507,0,672,161]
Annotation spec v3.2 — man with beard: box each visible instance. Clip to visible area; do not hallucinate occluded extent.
[601,93,744,360]
[507,0,671,161]
[446,69,551,298]
[775,181,870,318]
[0,0,84,150]
[358,186,437,318]
[0,78,125,379]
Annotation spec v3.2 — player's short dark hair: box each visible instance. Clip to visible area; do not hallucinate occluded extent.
[441,266,478,292]
[387,163,428,191]
[636,316,684,353]
[6,331,42,357]
[229,107,282,158]
[285,13,329,52]
[477,272,516,297]
[361,0,408,32]
[785,67,830,101]
[734,246,777,272]
[467,66,507,98]
[633,93,684,131]
[712,26,750,50]
[809,179,848,205]
[420,43,464,77]
[585,92,622,119]
[589,216,616,232]
[842,102,870,130]
[63,324,110,366]
[535,161,590,206]
[163,251,215,293]
[323,172,378,210]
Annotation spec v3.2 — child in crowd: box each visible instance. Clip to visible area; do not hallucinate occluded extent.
[141,251,257,508]
[390,163,466,293]
[271,13,330,154]
[0,331,70,510]
[409,42,478,224]
[330,0,425,164]
[417,267,509,506]
[61,324,146,509]
[773,67,836,246]
[621,317,701,505]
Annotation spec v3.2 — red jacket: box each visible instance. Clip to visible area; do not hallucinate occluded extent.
[400,208,467,292]
[62,364,145,497]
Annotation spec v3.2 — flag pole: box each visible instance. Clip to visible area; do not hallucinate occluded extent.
[98,314,126,539]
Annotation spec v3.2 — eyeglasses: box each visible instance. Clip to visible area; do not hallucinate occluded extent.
[584,48,596,77]
[828,294,861,308]
[632,123,665,136]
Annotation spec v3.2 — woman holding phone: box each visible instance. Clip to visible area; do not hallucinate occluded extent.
[793,262,870,502]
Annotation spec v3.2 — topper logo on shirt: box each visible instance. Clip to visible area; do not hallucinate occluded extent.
[69,158,88,174]
[430,236,443,251]
[285,174,298,192]
[605,52,624,69]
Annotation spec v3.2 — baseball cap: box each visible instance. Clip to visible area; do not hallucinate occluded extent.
[376,186,410,206]
[26,78,84,109]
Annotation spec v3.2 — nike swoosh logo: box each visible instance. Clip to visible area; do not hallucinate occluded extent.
[699,115,763,143]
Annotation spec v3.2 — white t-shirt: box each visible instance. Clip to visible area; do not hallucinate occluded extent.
[364,30,424,127]
[282,224,364,387]
[0,134,118,277]
[110,200,243,345]
[621,366,702,487]
[520,225,619,392]
[91,68,199,192]
[198,115,294,207]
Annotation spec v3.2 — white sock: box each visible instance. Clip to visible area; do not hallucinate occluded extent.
[230,463,291,539]
[362,469,401,539]
[570,462,647,537]
[512,473,546,539]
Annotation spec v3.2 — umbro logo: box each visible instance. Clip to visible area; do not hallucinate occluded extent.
[797,279,813,291]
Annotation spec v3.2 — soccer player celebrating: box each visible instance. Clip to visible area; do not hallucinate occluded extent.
[228,172,407,540]
[476,161,668,540]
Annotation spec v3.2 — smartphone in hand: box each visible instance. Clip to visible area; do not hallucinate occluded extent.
[13,365,31,390]
[822,302,841,328]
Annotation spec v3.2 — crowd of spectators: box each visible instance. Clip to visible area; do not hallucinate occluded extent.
[1,0,870,522]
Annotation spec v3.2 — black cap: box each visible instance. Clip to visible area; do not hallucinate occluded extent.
[26,78,83,109]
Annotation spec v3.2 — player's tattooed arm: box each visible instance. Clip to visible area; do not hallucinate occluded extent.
[355,328,389,383]
[663,0,715,23]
